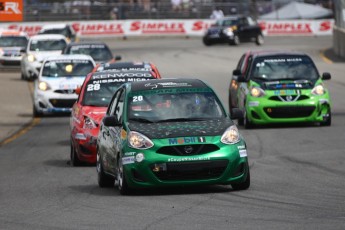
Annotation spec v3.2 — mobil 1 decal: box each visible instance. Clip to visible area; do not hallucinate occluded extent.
[168,137,206,145]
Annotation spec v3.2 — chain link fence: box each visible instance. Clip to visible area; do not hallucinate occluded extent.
[23,0,333,22]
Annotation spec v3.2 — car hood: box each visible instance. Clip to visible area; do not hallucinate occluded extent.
[40,76,86,90]
[30,51,62,62]
[128,118,233,139]
[258,79,315,90]
[80,106,107,125]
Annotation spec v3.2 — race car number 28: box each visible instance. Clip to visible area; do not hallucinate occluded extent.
[87,84,100,91]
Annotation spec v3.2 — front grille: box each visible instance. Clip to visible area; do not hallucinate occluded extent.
[49,99,76,108]
[264,106,315,118]
[151,160,228,181]
[54,89,76,94]
[4,53,21,57]
[269,95,309,102]
[157,144,219,156]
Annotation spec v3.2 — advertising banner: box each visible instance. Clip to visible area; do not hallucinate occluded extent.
[0,0,23,22]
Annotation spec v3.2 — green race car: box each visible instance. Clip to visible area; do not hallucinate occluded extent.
[229,50,332,128]
[97,78,250,194]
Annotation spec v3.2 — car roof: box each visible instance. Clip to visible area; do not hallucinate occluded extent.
[127,78,209,92]
[247,50,309,58]
[29,34,68,40]
[67,41,108,47]
[40,24,69,30]
[44,54,94,62]
[0,29,28,37]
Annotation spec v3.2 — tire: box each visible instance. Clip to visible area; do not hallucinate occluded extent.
[320,110,332,126]
[243,109,253,129]
[255,34,264,45]
[33,104,43,118]
[116,155,132,195]
[231,169,250,191]
[230,35,240,46]
[97,151,115,188]
[70,141,82,167]
[202,37,212,46]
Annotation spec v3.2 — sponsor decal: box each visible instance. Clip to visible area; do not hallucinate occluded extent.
[168,137,206,145]
[248,101,259,107]
[130,21,185,34]
[259,21,312,35]
[123,152,136,156]
[239,149,247,158]
[122,156,135,165]
[0,0,23,22]
[93,72,153,79]
[168,156,210,162]
[72,22,124,35]
[144,82,192,89]
[191,21,213,31]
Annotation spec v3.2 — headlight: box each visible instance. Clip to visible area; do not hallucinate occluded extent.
[222,28,234,36]
[250,87,265,97]
[83,116,97,129]
[38,81,51,91]
[27,54,36,62]
[221,125,240,144]
[311,85,325,95]
[0,48,4,56]
[128,131,153,149]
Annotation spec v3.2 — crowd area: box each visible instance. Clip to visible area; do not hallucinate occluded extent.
[23,0,334,21]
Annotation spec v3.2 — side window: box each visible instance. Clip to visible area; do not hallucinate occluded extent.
[107,89,121,115]
[115,90,125,123]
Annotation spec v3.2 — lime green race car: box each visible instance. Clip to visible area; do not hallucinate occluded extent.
[229,51,332,128]
[97,78,250,195]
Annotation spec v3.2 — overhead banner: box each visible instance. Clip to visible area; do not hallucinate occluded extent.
[0,0,23,22]
[0,19,334,37]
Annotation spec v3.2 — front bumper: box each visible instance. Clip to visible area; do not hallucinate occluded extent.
[0,56,23,65]
[72,128,98,164]
[245,94,331,125]
[34,90,77,114]
[121,141,249,188]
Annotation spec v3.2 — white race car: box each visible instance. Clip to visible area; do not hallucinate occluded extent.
[33,54,95,117]
[21,34,68,80]
[0,30,28,66]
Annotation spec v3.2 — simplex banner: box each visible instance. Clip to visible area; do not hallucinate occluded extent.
[0,19,334,37]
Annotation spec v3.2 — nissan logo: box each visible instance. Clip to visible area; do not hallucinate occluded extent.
[184,146,193,154]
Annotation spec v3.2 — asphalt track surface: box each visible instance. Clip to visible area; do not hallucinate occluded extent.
[0,36,345,230]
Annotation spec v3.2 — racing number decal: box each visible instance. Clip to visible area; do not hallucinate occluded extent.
[87,83,100,91]
[133,96,143,102]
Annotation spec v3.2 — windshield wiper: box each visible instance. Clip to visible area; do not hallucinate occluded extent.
[156,118,207,123]
[129,117,154,123]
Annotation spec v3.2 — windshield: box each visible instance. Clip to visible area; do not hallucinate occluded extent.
[67,45,112,62]
[29,39,67,51]
[250,55,319,82]
[82,80,123,107]
[0,36,27,47]
[128,90,226,122]
[215,19,238,27]
[42,60,94,77]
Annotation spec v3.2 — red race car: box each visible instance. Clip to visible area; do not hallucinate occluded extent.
[69,69,157,166]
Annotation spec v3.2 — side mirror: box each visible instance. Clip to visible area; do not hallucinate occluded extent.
[20,47,26,53]
[230,108,243,120]
[114,55,122,61]
[75,86,81,95]
[232,69,242,76]
[322,72,331,80]
[103,115,120,127]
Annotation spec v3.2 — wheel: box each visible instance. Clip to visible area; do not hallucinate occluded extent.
[320,110,331,126]
[255,34,264,45]
[97,151,115,187]
[202,37,212,46]
[116,155,132,195]
[230,35,240,46]
[243,109,253,129]
[33,104,43,118]
[70,141,82,166]
[231,169,250,191]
